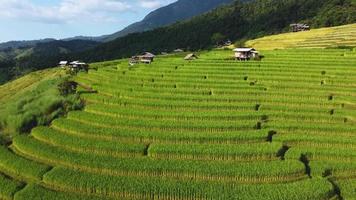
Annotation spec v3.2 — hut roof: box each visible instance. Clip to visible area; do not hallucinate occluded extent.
[184,53,198,60]
[142,52,155,58]
[59,61,68,65]
[233,48,256,52]
[70,61,87,66]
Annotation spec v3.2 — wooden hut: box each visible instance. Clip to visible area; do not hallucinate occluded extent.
[68,61,89,72]
[59,61,68,68]
[290,23,310,32]
[139,52,155,64]
[184,53,198,60]
[233,48,260,61]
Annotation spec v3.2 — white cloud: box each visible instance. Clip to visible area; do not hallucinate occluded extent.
[0,0,133,24]
[139,0,162,9]
[0,0,177,24]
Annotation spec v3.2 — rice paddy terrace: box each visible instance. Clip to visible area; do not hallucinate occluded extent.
[246,23,356,50]
[1,25,356,200]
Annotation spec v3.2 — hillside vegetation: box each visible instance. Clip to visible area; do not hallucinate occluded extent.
[0,40,99,85]
[77,0,356,62]
[247,23,356,50]
[104,0,235,41]
[1,0,355,86]
[0,24,355,199]
[0,69,83,142]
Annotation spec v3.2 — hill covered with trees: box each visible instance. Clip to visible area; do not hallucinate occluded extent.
[76,0,356,62]
[0,0,355,85]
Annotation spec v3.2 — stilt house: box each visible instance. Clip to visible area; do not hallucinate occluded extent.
[233,48,260,61]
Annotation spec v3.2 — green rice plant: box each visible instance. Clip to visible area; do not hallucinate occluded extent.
[84,103,265,121]
[0,173,23,200]
[51,118,266,144]
[337,179,356,200]
[14,184,111,200]
[310,160,356,178]
[31,126,147,157]
[148,142,281,161]
[0,145,51,182]
[66,111,258,133]
[12,135,305,183]
[285,146,356,161]
[42,167,332,200]
[84,103,346,124]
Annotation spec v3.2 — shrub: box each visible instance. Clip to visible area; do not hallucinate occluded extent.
[234,39,248,47]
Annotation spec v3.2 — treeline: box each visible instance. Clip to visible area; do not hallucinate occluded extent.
[75,0,356,62]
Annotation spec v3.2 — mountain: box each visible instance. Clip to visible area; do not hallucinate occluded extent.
[77,0,356,62]
[62,35,107,42]
[103,0,235,42]
[0,39,56,51]
[0,0,234,84]
[0,40,99,84]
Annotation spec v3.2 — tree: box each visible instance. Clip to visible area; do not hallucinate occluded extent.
[211,33,226,46]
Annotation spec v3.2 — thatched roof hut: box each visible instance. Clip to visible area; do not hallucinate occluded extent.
[138,52,156,64]
[290,23,310,32]
[233,48,260,61]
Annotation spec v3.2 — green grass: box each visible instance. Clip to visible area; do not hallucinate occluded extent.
[0,173,23,200]
[0,145,50,182]
[14,184,110,200]
[0,68,83,136]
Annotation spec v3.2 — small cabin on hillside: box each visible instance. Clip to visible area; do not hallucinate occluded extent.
[233,48,260,61]
[139,52,155,64]
[59,60,89,73]
[59,61,68,68]
[69,61,89,72]
[184,53,198,60]
[130,52,156,65]
[290,23,310,32]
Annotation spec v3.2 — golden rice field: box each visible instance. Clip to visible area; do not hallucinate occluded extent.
[246,23,356,50]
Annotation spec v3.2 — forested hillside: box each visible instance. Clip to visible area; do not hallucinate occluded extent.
[0,40,99,84]
[0,0,234,85]
[77,0,356,62]
[104,0,235,41]
[0,0,355,85]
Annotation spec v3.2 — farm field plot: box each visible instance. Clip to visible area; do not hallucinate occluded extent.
[1,28,356,198]
[246,23,356,50]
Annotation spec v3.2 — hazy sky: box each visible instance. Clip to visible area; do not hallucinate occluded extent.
[0,0,176,42]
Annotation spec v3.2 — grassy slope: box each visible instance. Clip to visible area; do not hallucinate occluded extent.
[246,23,356,50]
[0,68,82,140]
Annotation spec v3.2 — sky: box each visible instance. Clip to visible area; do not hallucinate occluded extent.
[0,0,177,42]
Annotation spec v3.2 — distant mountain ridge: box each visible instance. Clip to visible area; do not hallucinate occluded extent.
[103,0,234,41]
[0,0,234,84]
[0,0,234,50]
[0,39,56,51]
[77,0,356,62]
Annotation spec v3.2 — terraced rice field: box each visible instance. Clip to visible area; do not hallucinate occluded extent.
[246,23,356,50]
[0,47,354,200]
